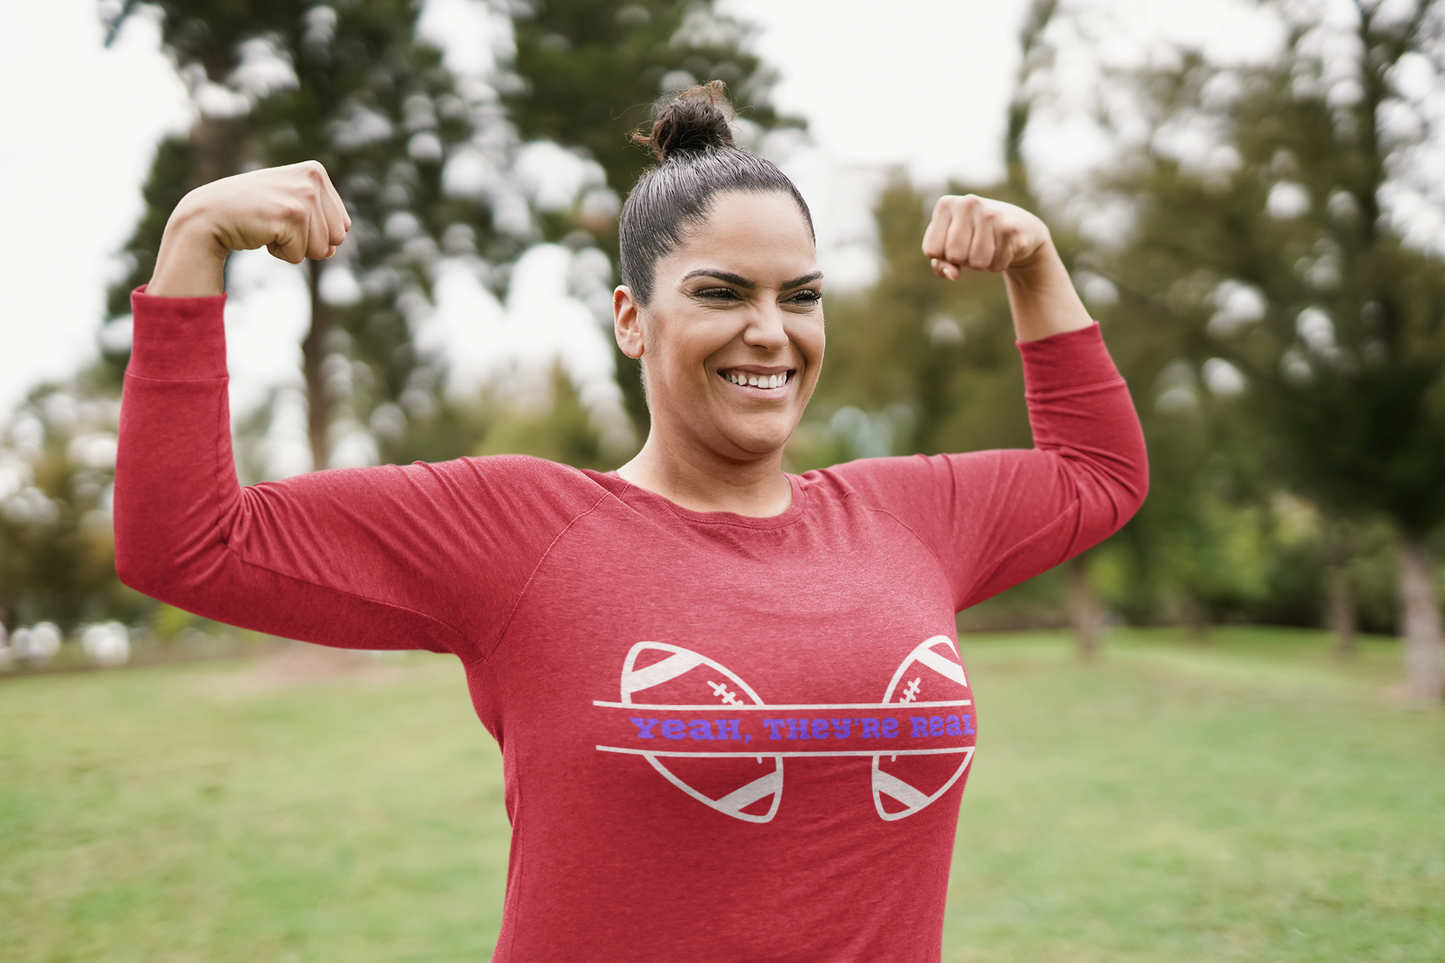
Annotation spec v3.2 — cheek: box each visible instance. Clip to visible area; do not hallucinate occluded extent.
[647,321,725,382]
[795,318,826,369]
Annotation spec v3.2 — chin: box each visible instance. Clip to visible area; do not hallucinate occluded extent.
[720,420,796,458]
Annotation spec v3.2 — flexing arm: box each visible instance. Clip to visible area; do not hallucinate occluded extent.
[147,161,350,297]
[832,196,1146,609]
[921,193,1093,343]
[115,164,587,659]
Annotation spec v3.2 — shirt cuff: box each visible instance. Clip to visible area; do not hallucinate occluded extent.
[128,285,228,381]
[1017,322,1121,395]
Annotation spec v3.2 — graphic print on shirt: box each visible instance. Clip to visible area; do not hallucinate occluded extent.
[593,636,975,823]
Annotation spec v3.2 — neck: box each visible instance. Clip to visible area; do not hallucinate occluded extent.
[616,434,793,517]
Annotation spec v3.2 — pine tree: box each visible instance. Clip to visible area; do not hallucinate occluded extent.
[103,0,497,471]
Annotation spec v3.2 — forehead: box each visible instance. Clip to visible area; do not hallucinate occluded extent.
[662,191,817,280]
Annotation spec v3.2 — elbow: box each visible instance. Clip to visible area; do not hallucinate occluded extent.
[112,512,185,603]
[1084,445,1149,538]
[1107,420,1150,529]
[113,537,162,600]
[1123,462,1149,524]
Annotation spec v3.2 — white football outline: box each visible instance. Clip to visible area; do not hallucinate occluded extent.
[621,641,784,824]
[871,635,975,821]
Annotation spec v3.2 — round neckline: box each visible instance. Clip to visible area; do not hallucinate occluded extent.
[603,471,806,530]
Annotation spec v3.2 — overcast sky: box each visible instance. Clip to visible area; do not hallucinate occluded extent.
[0,0,1285,423]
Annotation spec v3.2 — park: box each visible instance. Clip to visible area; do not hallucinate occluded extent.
[1,0,1443,959]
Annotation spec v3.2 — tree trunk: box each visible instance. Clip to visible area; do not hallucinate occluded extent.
[1066,554,1103,661]
[1327,565,1357,656]
[1182,595,1210,642]
[303,260,332,472]
[1398,532,1444,703]
[189,115,247,189]
[1321,517,1357,656]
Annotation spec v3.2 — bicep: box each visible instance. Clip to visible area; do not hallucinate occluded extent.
[830,446,1141,611]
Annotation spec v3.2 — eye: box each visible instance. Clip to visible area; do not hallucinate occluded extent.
[786,289,823,305]
[695,286,742,301]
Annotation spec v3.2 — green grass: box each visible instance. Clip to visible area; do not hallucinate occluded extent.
[2,629,1442,962]
[0,655,510,963]
[947,628,1445,962]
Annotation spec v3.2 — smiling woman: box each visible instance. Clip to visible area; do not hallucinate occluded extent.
[115,83,1146,963]
[615,186,825,516]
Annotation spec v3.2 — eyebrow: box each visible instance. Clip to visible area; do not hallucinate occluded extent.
[681,269,824,290]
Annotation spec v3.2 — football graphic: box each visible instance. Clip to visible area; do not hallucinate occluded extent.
[871,635,976,821]
[620,642,784,824]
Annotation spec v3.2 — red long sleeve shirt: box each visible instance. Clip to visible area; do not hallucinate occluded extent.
[115,290,1146,962]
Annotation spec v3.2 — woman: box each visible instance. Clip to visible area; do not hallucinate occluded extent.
[117,85,1146,962]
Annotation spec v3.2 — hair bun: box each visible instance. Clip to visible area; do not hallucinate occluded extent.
[635,80,736,162]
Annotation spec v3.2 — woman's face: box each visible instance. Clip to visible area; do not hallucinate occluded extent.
[615,190,824,463]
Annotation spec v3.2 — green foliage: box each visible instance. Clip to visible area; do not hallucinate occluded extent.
[0,373,150,632]
[1045,1,1445,643]
[104,0,501,469]
[1093,4,1445,536]
[505,0,787,198]
[382,363,626,472]
[104,135,196,324]
[472,364,620,470]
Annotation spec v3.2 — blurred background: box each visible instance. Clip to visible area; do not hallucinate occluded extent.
[1,1,1443,960]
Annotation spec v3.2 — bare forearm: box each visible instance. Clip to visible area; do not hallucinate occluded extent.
[146,205,229,297]
[1002,240,1094,342]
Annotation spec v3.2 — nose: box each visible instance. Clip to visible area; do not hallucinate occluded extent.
[742,301,789,352]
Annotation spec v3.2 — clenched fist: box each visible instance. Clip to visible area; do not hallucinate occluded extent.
[921,194,1093,342]
[148,161,351,298]
[921,194,1050,280]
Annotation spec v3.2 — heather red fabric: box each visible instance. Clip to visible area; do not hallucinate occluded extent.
[116,289,1146,962]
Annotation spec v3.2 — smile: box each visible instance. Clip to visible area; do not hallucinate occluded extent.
[719,369,794,390]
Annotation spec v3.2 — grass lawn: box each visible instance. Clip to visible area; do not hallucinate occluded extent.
[2,628,1442,961]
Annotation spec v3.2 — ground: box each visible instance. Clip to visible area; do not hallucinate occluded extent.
[1,628,1441,962]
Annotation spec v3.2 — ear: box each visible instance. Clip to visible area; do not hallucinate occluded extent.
[614,286,645,359]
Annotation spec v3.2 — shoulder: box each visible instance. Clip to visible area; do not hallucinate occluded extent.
[283,454,611,526]
[806,453,987,497]
[424,454,612,507]
[803,451,1018,520]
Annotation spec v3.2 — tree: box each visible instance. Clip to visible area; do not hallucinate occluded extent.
[0,372,146,633]
[104,0,498,471]
[1092,0,1445,698]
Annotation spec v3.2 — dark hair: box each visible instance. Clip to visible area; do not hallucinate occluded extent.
[619,82,814,305]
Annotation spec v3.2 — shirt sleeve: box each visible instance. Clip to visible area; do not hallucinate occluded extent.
[114,288,604,662]
[822,323,1148,612]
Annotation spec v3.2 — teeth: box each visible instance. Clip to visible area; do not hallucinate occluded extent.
[724,371,790,388]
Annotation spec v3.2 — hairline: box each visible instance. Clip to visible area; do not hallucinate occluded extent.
[628,184,816,306]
